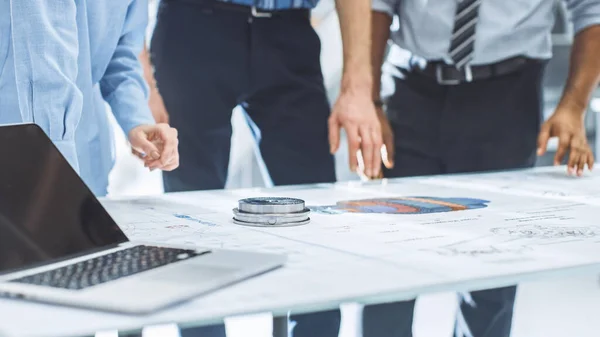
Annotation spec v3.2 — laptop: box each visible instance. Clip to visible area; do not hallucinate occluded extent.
[0,124,286,314]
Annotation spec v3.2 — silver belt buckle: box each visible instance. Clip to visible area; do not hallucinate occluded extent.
[251,6,273,18]
[464,65,473,82]
[435,64,473,85]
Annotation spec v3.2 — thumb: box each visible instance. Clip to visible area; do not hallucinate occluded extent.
[130,129,161,160]
[537,122,551,156]
[328,117,341,154]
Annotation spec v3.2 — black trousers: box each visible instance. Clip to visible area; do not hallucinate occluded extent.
[363,59,546,337]
[151,0,336,193]
[151,1,339,337]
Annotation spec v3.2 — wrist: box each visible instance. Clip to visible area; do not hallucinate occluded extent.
[341,69,373,95]
[556,94,588,118]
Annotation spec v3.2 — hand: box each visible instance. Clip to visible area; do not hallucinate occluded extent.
[129,124,179,171]
[329,90,383,179]
[149,89,169,124]
[537,106,594,176]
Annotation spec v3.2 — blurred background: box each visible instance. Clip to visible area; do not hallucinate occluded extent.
[100,1,600,336]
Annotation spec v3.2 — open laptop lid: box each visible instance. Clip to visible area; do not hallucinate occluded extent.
[0,124,128,276]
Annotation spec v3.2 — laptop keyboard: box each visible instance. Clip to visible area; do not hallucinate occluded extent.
[10,245,204,290]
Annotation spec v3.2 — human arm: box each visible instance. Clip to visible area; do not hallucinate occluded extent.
[10,0,83,171]
[329,0,383,179]
[100,0,178,171]
[140,43,169,124]
[537,0,600,176]
[371,6,395,170]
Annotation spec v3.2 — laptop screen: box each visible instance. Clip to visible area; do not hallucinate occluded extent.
[0,124,128,275]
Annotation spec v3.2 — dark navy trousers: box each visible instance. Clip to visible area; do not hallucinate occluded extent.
[151,1,339,336]
[151,0,336,193]
[362,59,546,337]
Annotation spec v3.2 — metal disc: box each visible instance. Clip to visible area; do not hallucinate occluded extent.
[233,208,310,223]
[238,197,306,214]
[233,217,311,227]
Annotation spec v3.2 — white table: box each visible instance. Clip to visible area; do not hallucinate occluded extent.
[2,166,600,337]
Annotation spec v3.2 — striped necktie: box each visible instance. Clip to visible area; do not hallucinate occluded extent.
[448,0,481,69]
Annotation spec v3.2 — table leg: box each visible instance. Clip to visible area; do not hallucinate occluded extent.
[272,315,289,337]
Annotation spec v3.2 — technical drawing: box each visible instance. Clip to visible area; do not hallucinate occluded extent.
[173,214,217,227]
[309,197,489,215]
[165,224,191,229]
[425,245,532,257]
[491,225,600,239]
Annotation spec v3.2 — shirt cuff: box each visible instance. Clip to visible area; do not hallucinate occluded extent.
[106,88,156,137]
[53,139,80,174]
[573,14,600,34]
[372,0,396,16]
[117,105,156,138]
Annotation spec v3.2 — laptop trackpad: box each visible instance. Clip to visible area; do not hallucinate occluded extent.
[150,264,235,285]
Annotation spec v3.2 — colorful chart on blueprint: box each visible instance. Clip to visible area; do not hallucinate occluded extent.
[309,197,489,215]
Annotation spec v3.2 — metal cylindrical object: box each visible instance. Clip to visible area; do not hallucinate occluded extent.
[238,197,306,214]
[233,197,310,227]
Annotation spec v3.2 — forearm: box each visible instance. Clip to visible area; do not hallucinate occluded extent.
[102,0,154,135]
[371,11,392,101]
[102,52,154,136]
[558,24,600,116]
[335,0,373,93]
[102,77,155,136]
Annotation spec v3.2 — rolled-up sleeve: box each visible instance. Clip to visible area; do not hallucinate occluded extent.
[372,0,399,16]
[100,0,154,138]
[566,0,600,34]
[10,0,83,171]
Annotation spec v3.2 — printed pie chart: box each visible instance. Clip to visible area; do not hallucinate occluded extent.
[310,197,489,215]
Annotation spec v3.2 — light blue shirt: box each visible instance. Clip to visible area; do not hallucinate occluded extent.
[221,0,319,10]
[0,0,155,196]
[373,0,600,66]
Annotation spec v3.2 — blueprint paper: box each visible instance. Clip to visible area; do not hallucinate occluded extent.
[421,166,600,204]
[220,181,600,280]
[103,177,600,282]
[100,197,223,242]
[5,166,600,337]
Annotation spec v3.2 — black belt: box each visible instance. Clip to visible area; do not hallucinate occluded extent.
[166,0,310,19]
[416,56,533,85]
